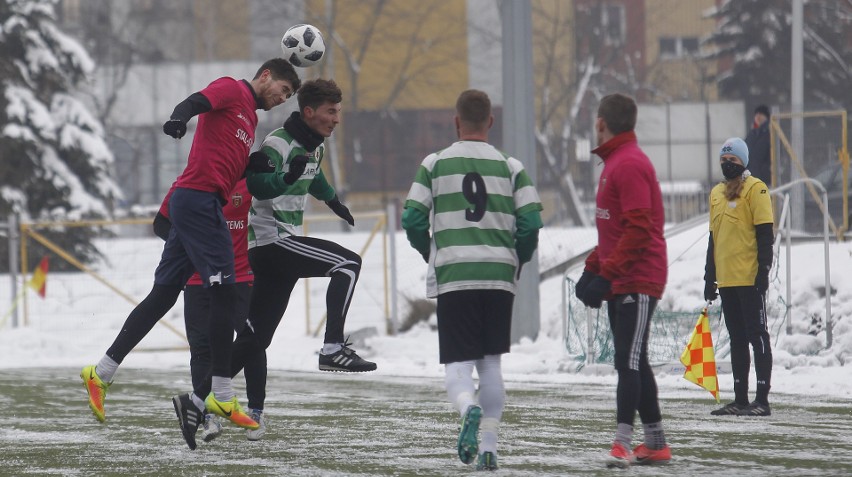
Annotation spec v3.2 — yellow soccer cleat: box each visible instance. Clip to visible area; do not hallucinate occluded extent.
[204,393,259,430]
[80,365,110,423]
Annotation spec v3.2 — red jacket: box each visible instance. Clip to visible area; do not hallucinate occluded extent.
[586,131,667,298]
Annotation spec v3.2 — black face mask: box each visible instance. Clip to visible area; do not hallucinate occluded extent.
[721,161,746,180]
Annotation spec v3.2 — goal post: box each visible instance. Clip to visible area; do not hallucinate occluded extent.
[769,109,849,238]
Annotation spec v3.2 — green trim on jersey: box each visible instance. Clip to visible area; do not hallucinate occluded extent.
[433,192,516,215]
[431,157,510,178]
[402,140,543,297]
[248,126,334,247]
[404,197,430,215]
[435,262,516,285]
[433,227,514,249]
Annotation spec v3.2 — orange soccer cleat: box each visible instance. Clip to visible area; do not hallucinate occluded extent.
[80,365,110,423]
[631,443,672,465]
[204,393,259,430]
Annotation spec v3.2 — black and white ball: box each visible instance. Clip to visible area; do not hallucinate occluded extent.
[281,24,326,67]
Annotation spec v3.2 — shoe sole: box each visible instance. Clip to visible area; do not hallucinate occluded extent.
[457,406,481,465]
[201,429,222,443]
[632,457,671,465]
[201,421,223,443]
[318,364,377,372]
[172,396,198,451]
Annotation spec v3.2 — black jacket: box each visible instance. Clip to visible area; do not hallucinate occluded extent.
[745,121,771,185]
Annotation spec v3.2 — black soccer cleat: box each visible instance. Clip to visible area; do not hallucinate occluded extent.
[319,340,377,373]
[173,393,203,450]
[739,401,771,416]
[710,401,749,416]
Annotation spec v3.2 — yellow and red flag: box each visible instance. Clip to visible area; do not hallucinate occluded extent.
[679,307,720,402]
[27,256,49,298]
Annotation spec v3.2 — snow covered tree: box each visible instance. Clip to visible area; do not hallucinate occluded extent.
[0,0,120,271]
[703,0,852,111]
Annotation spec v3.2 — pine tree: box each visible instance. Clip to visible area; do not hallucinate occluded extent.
[703,0,852,111]
[0,0,120,271]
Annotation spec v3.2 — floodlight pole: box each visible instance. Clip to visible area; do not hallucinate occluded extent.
[500,0,539,343]
[791,0,805,229]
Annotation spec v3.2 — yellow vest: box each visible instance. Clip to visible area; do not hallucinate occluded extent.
[709,176,774,287]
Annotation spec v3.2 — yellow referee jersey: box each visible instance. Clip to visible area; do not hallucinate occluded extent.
[709,176,774,287]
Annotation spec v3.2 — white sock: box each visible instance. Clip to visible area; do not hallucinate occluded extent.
[322,342,343,355]
[616,423,633,449]
[476,355,505,453]
[444,361,477,417]
[191,393,206,412]
[479,417,500,454]
[95,355,119,383]
[211,376,235,402]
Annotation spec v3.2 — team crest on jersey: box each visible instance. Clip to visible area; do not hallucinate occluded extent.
[232,192,243,207]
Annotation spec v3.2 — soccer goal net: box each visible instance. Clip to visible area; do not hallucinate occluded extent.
[562,277,731,366]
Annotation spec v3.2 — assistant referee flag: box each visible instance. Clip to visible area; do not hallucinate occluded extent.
[27,256,49,298]
[680,307,720,402]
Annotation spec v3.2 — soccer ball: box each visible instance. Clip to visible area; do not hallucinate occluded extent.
[281,24,326,67]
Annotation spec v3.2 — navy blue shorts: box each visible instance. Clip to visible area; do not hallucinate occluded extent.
[154,188,236,288]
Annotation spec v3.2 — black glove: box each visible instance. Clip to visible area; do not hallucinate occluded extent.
[326,196,354,226]
[581,276,611,309]
[162,119,187,139]
[283,155,309,184]
[704,280,718,302]
[755,266,770,295]
[247,151,275,173]
[152,212,171,241]
[575,271,595,301]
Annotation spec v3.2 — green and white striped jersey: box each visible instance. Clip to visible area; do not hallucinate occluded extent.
[404,140,542,297]
[248,128,335,248]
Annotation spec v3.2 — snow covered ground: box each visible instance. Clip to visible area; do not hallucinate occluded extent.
[0,222,850,402]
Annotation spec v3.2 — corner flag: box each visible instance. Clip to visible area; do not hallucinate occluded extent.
[679,306,719,402]
[27,256,49,298]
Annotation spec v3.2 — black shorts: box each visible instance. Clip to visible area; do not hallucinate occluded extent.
[436,289,514,364]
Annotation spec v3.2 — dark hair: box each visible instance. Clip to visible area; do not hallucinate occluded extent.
[297,79,343,112]
[597,93,637,135]
[456,89,491,127]
[754,104,770,118]
[254,58,301,92]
